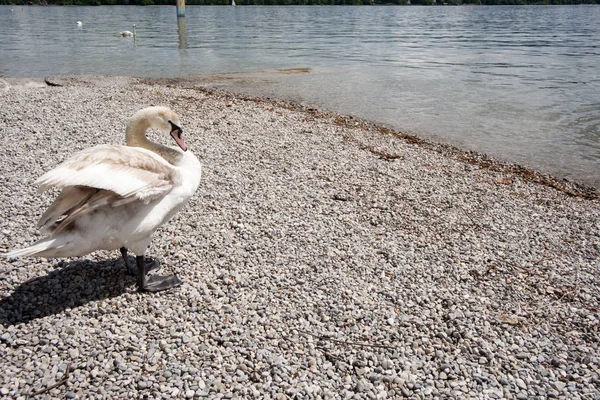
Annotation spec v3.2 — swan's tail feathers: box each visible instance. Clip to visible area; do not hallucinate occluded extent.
[1,238,61,259]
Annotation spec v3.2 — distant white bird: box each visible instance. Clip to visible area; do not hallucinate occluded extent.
[77,21,82,27]
[1,107,202,293]
[120,24,136,37]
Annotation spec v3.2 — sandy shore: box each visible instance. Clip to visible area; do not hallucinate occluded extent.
[0,75,599,399]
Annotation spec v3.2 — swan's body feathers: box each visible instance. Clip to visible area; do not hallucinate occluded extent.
[120,24,136,37]
[2,237,60,259]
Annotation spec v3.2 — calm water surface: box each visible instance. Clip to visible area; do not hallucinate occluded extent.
[1,5,599,186]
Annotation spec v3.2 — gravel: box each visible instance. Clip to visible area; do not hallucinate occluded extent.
[0,75,599,399]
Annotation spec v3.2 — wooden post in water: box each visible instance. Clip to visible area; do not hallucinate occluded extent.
[176,0,185,18]
[177,17,187,49]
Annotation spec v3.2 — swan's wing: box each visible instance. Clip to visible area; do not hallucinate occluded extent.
[38,186,142,236]
[37,186,97,231]
[36,145,181,236]
[52,189,140,236]
[36,145,180,201]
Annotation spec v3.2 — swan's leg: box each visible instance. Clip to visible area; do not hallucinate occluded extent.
[120,247,135,275]
[121,247,159,275]
[136,255,182,292]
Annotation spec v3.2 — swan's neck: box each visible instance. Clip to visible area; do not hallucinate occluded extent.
[125,119,182,165]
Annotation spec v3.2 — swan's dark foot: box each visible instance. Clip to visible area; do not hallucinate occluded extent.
[143,274,183,292]
[121,247,159,275]
[136,255,182,293]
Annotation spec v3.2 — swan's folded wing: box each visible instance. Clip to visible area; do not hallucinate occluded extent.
[36,145,180,202]
[37,186,97,231]
[50,189,140,236]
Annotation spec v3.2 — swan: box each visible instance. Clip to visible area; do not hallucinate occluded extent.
[77,21,82,27]
[120,24,136,37]
[1,107,202,292]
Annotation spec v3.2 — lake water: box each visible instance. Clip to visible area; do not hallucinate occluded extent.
[1,5,599,187]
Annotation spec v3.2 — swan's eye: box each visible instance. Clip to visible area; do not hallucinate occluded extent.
[168,120,183,138]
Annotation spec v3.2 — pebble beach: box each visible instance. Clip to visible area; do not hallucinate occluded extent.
[0,75,599,399]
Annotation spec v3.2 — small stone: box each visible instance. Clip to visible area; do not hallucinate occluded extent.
[68,348,80,358]
[185,389,195,398]
[516,378,527,390]
[553,381,566,392]
[65,391,77,399]
[551,358,562,367]
[355,379,369,392]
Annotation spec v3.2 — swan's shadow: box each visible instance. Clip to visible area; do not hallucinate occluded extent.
[0,256,147,327]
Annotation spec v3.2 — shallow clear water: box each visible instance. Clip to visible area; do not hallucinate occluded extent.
[1,5,599,186]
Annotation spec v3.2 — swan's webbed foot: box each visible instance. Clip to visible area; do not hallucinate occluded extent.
[121,247,159,276]
[136,255,182,293]
[143,274,183,292]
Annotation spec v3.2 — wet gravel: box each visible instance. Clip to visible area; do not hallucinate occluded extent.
[0,75,599,399]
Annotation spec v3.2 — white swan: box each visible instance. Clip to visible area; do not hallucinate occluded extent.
[1,107,202,292]
[120,24,136,37]
[76,21,82,27]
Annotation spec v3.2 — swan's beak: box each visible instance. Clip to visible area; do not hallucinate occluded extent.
[170,123,187,152]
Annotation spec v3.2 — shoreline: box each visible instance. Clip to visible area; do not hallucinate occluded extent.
[4,74,599,194]
[6,74,599,197]
[0,75,599,398]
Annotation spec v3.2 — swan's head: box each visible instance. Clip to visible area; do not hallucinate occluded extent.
[77,21,82,27]
[143,106,187,152]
